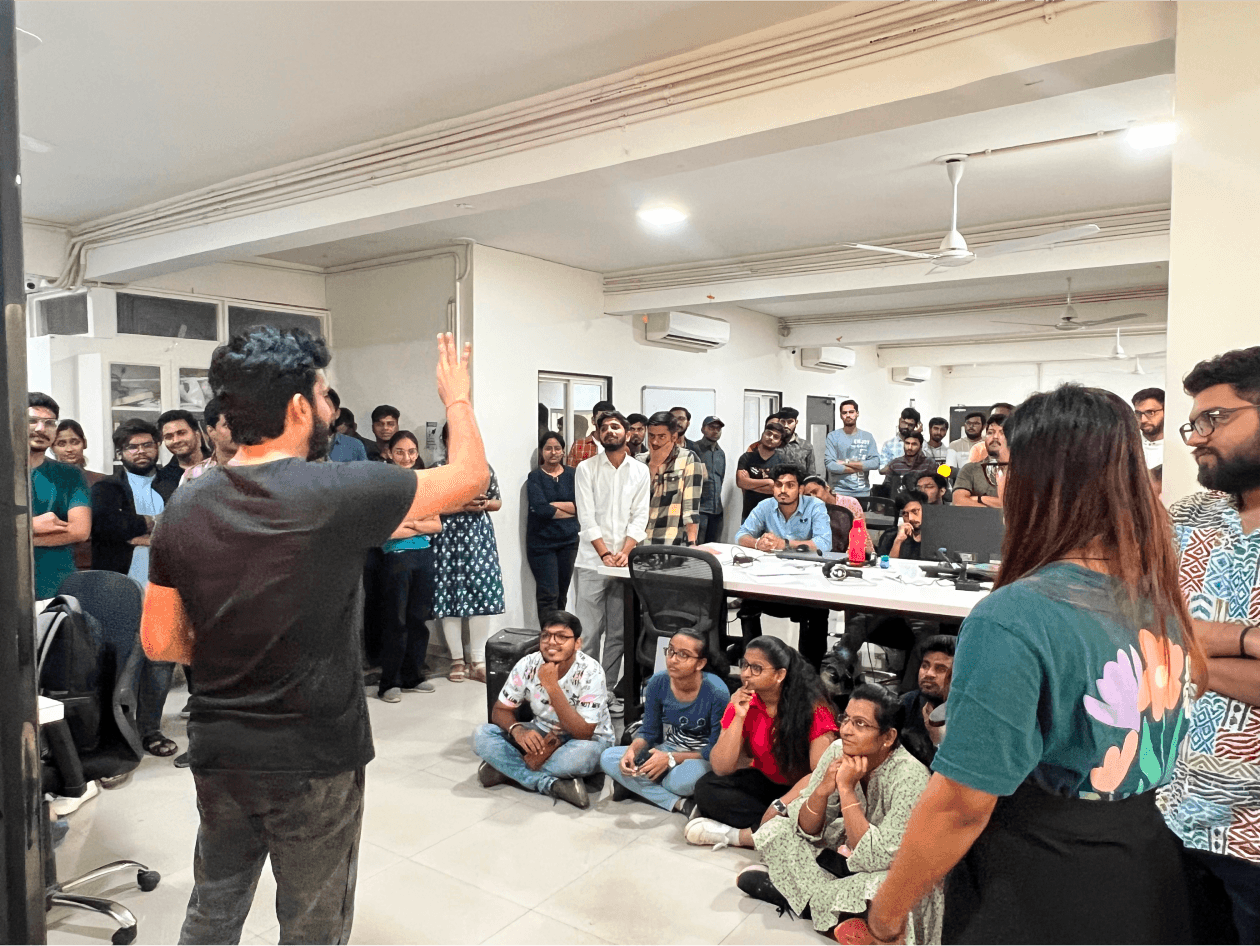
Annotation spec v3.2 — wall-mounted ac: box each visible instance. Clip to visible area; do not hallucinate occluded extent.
[800,346,856,371]
[891,366,932,384]
[645,311,730,350]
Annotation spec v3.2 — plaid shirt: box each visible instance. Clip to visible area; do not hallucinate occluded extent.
[644,445,703,546]
[565,435,600,469]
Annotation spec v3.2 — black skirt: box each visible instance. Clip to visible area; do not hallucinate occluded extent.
[944,780,1192,944]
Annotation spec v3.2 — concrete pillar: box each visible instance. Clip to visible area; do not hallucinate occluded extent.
[1164,2,1260,502]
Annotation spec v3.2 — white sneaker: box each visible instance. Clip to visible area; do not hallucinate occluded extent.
[49,780,99,816]
[607,693,625,717]
[683,816,735,850]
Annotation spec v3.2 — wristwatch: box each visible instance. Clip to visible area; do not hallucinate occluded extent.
[667,752,677,769]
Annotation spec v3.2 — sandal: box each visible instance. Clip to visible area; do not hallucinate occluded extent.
[468,662,486,683]
[143,734,178,757]
[448,660,467,683]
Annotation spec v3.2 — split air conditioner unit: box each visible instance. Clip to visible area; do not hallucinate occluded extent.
[891,366,933,384]
[800,346,856,371]
[645,311,730,350]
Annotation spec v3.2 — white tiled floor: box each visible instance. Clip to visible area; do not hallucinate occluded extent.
[46,623,823,946]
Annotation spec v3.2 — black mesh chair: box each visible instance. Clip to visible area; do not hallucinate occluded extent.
[626,546,736,714]
[47,571,160,945]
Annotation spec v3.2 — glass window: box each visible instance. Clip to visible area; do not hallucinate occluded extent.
[227,306,323,339]
[743,389,781,448]
[116,293,218,340]
[179,368,212,412]
[110,363,163,432]
[537,372,611,448]
[34,292,89,336]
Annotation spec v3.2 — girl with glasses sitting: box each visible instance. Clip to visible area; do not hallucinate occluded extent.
[737,684,940,944]
[684,636,838,850]
[600,629,730,815]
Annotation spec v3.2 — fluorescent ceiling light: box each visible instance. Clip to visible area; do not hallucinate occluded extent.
[1127,121,1178,150]
[637,206,688,227]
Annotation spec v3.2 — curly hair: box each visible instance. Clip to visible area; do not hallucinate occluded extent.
[1184,347,1260,403]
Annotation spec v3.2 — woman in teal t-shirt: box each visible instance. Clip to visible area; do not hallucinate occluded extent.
[866,385,1205,945]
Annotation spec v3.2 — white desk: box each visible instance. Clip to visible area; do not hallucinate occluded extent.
[597,543,988,621]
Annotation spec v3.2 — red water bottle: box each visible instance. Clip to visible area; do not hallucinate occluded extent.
[848,517,867,565]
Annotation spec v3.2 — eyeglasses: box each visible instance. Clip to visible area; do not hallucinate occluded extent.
[1179,405,1260,444]
[738,658,768,676]
[28,417,57,430]
[122,442,158,454]
[665,646,702,662]
[982,459,1009,487]
[1133,408,1164,420]
[539,631,575,644]
[837,714,880,733]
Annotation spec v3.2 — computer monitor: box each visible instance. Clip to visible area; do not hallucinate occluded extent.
[919,505,1005,564]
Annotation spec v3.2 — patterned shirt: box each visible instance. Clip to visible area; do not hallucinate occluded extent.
[565,435,600,469]
[1160,491,1260,863]
[497,649,614,741]
[180,454,218,485]
[644,445,703,546]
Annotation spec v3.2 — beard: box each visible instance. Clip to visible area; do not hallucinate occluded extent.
[120,456,155,476]
[601,433,627,452]
[307,416,333,461]
[1197,434,1260,494]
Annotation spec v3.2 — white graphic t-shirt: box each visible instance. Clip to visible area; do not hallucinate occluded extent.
[497,650,614,741]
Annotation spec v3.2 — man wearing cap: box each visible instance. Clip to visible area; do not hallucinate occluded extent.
[693,416,727,544]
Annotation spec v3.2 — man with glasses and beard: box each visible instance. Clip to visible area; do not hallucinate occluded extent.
[1160,347,1260,944]
[139,327,488,945]
[92,419,181,758]
[573,410,650,716]
[1131,387,1165,470]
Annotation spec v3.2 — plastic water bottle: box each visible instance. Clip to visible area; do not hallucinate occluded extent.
[848,518,868,565]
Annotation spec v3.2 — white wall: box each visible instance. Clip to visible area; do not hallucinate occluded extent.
[324,253,467,464]
[470,244,945,630]
[129,262,327,312]
[939,359,1168,410]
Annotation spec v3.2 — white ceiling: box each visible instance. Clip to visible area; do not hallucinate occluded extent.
[15,0,834,224]
[259,71,1174,272]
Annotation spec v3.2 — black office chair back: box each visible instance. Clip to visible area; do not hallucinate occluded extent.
[56,571,145,780]
[627,546,727,675]
[826,504,856,553]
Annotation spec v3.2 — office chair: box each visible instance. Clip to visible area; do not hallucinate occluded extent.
[46,572,160,945]
[627,546,735,693]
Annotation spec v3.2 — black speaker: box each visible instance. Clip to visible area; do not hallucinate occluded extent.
[484,627,539,723]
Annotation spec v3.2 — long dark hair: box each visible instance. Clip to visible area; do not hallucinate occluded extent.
[745,636,826,782]
[996,385,1203,686]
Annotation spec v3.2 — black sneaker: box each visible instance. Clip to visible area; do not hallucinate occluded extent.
[676,797,698,820]
[611,779,633,802]
[173,752,191,769]
[737,865,795,917]
[548,777,590,809]
[477,761,511,788]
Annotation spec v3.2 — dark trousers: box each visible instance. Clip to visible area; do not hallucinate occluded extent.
[1184,846,1260,944]
[737,601,829,668]
[693,767,788,829]
[180,767,365,945]
[361,549,386,667]
[138,657,175,737]
[378,549,434,694]
[526,544,578,624]
[697,511,725,545]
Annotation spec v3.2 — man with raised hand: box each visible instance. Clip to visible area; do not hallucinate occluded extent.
[141,330,486,946]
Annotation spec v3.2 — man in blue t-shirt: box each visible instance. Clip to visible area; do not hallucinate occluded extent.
[28,392,91,601]
[824,399,880,497]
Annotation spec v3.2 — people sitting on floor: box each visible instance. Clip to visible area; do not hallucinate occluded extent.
[600,629,729,814]
[899,635,954,768]
[881,431,934,496]
[473,611,615,809]
[914,471,949,505]
[734,464,833,666]
[876,490,926,560]
[738,684,940,944]
[685,636,838,850]
[952,414,1006,508]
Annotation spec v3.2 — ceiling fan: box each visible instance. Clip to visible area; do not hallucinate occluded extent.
[992,277,1152,332]
[843,156,1101,268]
[1083,329,1166,363]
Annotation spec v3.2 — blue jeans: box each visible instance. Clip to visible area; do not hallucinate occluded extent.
[599,744,711,811]
[472,722,611,794]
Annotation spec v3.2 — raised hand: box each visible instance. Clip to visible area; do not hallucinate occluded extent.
[435,332,472,408]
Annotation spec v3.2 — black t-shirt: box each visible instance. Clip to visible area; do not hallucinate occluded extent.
[737,447,782,520]
[150,458,417,773]
[900,689,938,768]
[877,528,922,560]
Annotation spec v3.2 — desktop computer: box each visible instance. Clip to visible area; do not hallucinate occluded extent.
[919,505,1005,566]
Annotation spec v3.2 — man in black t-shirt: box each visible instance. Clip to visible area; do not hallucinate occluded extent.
[877,490,926,560]
[142,328,487,945]
[735,421,785,519]
[900,635,955,767]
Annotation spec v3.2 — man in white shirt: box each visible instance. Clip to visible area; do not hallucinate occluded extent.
[573,411,650,716]
[1131,387,1165,469]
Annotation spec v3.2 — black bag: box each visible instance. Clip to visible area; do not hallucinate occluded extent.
[36,595,104,754]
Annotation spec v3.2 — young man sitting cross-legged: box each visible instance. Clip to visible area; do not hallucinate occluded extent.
[473,610,615,809]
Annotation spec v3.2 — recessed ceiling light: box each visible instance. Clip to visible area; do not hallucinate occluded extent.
[1127,121,1179,150]
[637,206,688,227]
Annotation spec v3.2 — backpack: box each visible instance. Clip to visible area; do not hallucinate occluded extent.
[36,595,103,754]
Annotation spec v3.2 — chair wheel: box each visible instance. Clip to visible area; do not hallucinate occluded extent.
[112,926,137,945]
[137,869,160,892]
